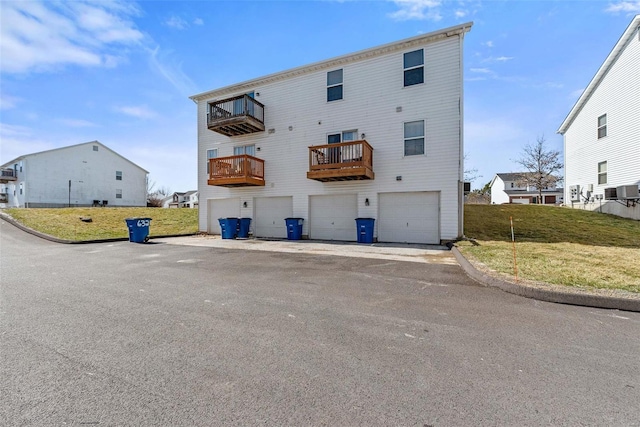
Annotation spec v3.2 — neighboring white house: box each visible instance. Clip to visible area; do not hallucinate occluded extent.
[490,173,564,205]
[190,22,472,244]
[165,191,199,208]
[557,15,639,220]
[0,141,148,208]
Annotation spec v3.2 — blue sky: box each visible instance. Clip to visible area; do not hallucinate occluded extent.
[1,0,639,192]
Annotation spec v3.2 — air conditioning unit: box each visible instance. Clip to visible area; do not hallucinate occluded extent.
[569,185,581,202]
[616,185,640,200]
[604,187,617,200]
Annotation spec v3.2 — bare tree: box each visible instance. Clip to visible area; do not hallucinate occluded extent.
[514,136,563,204]
[146,177,172,207]
[463,153,481,184]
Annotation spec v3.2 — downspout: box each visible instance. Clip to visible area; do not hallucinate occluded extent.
[458,30,466,239]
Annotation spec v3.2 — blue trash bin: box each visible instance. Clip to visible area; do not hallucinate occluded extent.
[125,217,152,243]
[284,218,304,240]
[237,218,252,239]
[355,218,375,244]
[218,217,239,239]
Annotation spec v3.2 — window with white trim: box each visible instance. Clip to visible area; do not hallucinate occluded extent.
[116,171,122,181]
[206,148,218,174]
[403,120,425,156]
[403,49,424,87]
[234,145,255,156]
[116,189,123,199]
[597,114,607,138]
[327,69,343,102]
[93,145,99,151]
[597,161,607,185]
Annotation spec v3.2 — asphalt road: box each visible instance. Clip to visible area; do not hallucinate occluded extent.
[1,219,639,426]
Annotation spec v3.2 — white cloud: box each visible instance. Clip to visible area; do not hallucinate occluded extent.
[605,1,640,13]
[114,105,157,119]
[482,55,515,63]
[455,9,467,18]
[0,0,143,74]
[389,0,443,21]
[148,46,197,96]
[55,118,98,128]
[470,68,492,74]
[0,94,21,110]
[193,18,204,26]
[483,40,494,48]
[165,15,188,29]
[0,124,52,163]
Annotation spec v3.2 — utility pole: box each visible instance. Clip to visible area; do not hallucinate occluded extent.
[68,180,71,207]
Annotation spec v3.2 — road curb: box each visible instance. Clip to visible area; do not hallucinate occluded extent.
[451,245,640,313]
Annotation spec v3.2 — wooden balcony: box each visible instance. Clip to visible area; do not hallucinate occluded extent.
[207,94,265,137]
[1,168,17,183]
[307,140,374,182]
[208,155,265,187]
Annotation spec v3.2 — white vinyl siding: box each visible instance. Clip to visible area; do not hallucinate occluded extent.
[207,198,241,234]
[195,32,465,241]
[563,19,639,220]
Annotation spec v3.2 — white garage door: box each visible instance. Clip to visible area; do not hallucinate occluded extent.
[208,198,240,234]
[309,194,357,241]
[378,192,439,244]
[254,196,293,238]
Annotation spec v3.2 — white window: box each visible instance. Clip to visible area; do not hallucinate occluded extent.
[598,161,607,185]
[93,145,99,151]
[404,49,424,87]
[327,69,343,102]
[116,171,122,181]
[206,148,218,174]
[404,120,425,156]
[116,189,122,199]
[19,183,23,195]
[234,145,255,156]
[597,114,607,139]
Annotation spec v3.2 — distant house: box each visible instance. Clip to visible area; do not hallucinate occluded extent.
[0,141,148,208]
[557,15,639,220]
[166,191,198,208]
[490,173,563,205]
[190,22,472,244]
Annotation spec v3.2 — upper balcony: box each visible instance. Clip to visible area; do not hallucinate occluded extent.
[208,154,265,187]
[0,168,17,183]
[207,94,265,137]
[307,140,374,182]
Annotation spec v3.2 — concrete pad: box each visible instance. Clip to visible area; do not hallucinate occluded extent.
[154,235,457,265]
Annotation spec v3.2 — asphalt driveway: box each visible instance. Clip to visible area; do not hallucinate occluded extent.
[2,219,639,426]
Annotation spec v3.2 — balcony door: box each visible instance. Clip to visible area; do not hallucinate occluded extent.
[327,130,357,164]
[233,91,255,116]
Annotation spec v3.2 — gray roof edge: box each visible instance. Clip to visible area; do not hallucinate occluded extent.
[557,15,640,134]
[1,141,149,174]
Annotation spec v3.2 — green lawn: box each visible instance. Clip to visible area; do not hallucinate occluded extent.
[459,204,640,293]
[4,207,198,241]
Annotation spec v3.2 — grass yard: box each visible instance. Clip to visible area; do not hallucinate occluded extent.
[459,204,640,293]
[4,207,198,241]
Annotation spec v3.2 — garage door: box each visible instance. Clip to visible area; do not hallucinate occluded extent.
[254,196,293,238]
[208,198,240,234]
[309,194,357,241]
[378,192,439,244]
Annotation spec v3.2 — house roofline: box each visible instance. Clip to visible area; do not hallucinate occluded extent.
[0,140,149,173]
[557,15,640,135]
[189,21,473,103]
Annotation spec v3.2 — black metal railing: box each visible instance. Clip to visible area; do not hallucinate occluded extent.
[207,94,264,126]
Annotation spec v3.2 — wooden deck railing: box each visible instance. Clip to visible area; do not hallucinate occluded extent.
[209,154,265,183]
[207,94,265,126]
[309,140,373,171]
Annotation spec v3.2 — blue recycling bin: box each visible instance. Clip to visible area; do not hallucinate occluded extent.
[218,217,239,239]
[237,217,252,239]
[355,218,375,244]
[125,218,151,243]
[285,218,304,240]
